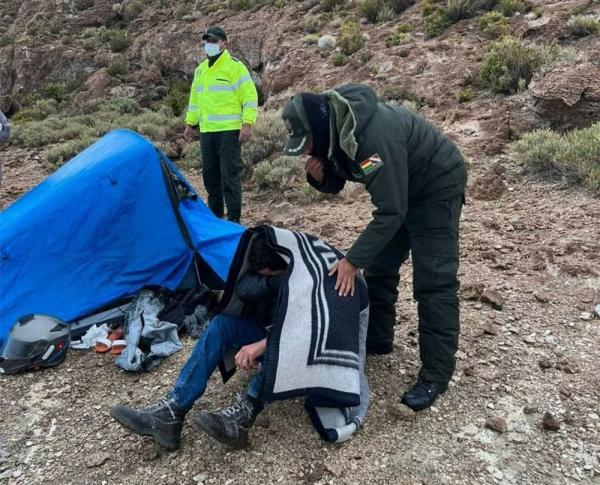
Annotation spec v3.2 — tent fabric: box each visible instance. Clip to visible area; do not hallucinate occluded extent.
[0,129,244,347]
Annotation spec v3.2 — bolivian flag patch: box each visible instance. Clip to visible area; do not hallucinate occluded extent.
[359,154,384,176]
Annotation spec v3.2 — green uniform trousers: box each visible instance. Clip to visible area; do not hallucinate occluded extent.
[200,130,242,221]
[364,194,464,383]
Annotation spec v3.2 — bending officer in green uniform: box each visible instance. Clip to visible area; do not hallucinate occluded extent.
[281,84,467,411]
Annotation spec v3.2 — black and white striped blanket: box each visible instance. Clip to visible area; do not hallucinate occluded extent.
[220,226,370,442]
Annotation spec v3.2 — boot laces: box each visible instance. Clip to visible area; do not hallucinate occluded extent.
[220,393,252,419]
[142,397,177,419]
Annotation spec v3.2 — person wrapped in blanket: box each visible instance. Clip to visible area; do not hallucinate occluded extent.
[110,233,285,450]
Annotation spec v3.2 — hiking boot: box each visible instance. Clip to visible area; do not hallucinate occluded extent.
[110,396,186,450]
[195,393,260,449]
[401,378,448,412]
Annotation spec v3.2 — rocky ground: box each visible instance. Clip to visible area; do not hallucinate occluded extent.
[1,134,599,485]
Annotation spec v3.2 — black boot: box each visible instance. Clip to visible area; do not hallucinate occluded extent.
[401,378,448,411]
[110,396,186,450]
[195,393,260,449]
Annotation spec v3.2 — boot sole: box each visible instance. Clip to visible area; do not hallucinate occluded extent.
[110,408,180,451]
[194,413,248,450]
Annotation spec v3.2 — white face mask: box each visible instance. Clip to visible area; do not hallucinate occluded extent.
[204,42,221,57]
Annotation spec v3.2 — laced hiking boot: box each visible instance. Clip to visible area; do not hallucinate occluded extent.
[110,397,186,450]
[195,393,260,449]
[401,378,448,412]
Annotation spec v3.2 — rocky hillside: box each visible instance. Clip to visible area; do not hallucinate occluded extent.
[1,0,599,159]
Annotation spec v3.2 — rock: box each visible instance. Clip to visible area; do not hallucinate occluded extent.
[470,163,507,201]
[538,358,553,370]
[485,417,508,433]
[461,284,483,301]
[564,411,575,425]
[255,414,270,429]
[523,405,538,415]
[480,289,504,310]
[86,452,110,468]
[523,334,536,345]
[529,62,600,130]
[317,35,336,50]
[542,412,560,432]
[483,325,498,336]
[193,473,207,483]
[319,222,337,239]
[388,403,416,421]
[533,292,549,303]
[579,312,592,321]
[595,304,600,318]
[463,366,476,377]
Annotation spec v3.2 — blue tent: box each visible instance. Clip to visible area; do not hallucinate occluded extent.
[0,130,244,346]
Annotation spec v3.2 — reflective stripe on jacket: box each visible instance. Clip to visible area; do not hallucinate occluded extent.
[185,49,258,133]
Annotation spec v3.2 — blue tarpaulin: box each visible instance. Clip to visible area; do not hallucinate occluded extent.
[0,130,244,346]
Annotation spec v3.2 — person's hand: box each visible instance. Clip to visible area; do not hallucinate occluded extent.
[305,157,324,182]
[184,125,197,142]
[328,258,358,297]
[235,338,267,371]
[239,124,252,143]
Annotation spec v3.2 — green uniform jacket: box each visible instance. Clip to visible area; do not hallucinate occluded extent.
[310,84,468,269]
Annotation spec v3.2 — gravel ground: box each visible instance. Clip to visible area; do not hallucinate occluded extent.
[1,144,599,485]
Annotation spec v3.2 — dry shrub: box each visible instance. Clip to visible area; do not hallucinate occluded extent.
[511,124,600,191]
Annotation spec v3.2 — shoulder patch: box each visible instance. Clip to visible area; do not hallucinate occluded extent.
[359,154,384,176]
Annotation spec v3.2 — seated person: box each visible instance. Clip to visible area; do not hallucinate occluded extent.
[110,234,286,450]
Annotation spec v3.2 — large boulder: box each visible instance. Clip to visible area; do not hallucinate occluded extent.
[528,62,600,130]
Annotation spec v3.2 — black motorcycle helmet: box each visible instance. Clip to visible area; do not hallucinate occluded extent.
[0,314,70,375]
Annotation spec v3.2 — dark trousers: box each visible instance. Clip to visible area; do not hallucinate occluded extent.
[365,194,464,383]
[200,130,242,221]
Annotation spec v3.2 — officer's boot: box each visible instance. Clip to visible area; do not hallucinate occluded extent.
[401,377,448,411]
[195,393,261,449]
[110,396,186,450]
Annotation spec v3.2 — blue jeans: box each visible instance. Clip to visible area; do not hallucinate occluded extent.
[170,314,267,411]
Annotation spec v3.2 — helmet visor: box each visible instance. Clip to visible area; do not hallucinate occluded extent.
[0,338,47,359]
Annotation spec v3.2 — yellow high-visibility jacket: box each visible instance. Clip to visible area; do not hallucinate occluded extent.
[185,49,258,133]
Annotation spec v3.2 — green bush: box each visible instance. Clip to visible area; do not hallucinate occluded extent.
[163,80,190,117]
[566,15,600,37]
[511,124,600,191]
[332,51,350,66]
[478,11,508,38]
[108,29,131,52]
[338,20,364,55]
[107,58,129,77]
[241,110,287,169]
[228,0,279,10]
[385,29,411,46]
[495,0,527,16]
[479,37,543,94]
[74,0,95,11]
[44,82,71,103]
[303,34,320,45]
[46,137,96,167]
[387,0,414,14]
[359,0,383,23]
[444,0,479,22]
[122,0,144,22]
[455,86,474,102]
[301,16,322,34]
[180,141,202,170]
[320,0,347,11]
[381,85,423,108]
[253,156,303,190]
[424,9,453,37]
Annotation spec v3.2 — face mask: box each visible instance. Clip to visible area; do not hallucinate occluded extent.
[204,42,221,57]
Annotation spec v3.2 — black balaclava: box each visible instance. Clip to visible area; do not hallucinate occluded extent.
[300,93,330,160]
